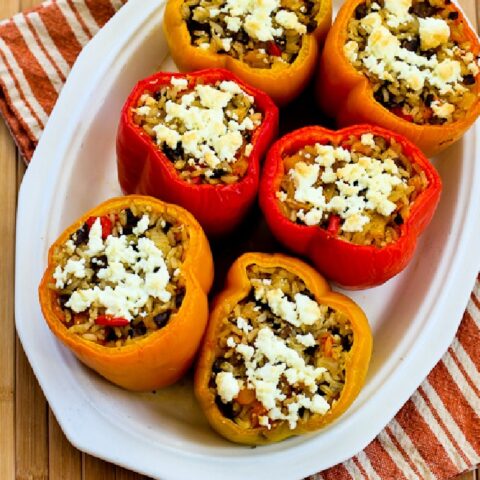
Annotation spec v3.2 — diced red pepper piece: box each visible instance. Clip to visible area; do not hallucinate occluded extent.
[266,41,282,57]
[391,106,414,123]
[327,214,341,235]
[86,216,112,239]
[95,315,129,327]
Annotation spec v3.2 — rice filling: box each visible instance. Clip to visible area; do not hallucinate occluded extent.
[133,78,262,185]
[211,265,353,431]
[344,0,480,124]
[50,203,188,347]
[181,0,320,68]
[276,133,427,247]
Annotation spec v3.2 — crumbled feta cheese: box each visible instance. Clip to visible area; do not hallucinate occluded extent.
[216,372,240,403]
[170,77,188,89]
[62,221,172,321]
[237,316,253,333]
[418,17,450,50]
[86,218,104,256]
[296,333,316,348]
[132,214,150,235]
[275,10,307,35]
[344,40,358,63]
[431,100,455,119]
[284,141,407,234]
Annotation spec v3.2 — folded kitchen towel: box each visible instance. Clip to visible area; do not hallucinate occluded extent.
[0,1,479,479]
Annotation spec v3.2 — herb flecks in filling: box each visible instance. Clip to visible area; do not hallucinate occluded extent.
[277,134,427,247]
[133,78,262,185]
[51,204,188,347]
[211,265,353,432]
[182,0,320,68]
[345,0,480,124]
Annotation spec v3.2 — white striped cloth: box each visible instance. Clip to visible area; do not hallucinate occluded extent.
[0,1,478,479]
[0,0,125,160]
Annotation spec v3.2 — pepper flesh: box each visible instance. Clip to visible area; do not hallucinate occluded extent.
[38,195,214,391]
[259,125,442,289]
[316,0,480,157]
[116,69,278,236]
[194,252,372,445]
[163,0,332,106]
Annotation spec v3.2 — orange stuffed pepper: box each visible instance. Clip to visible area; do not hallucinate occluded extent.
[164,0,332,105]
[38,195,214,391]
[194,252,372,445]
[317,0,480,156]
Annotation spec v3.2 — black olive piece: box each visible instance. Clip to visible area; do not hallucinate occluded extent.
[401,37,419,52]
[448,10,458,19]
[163,143,185,162]
[304,345,318,356]
[73,224,89,245]
[354,3,368,19]
[374,89,384,104]
[107,328,118,342]
[153,90,163,101]
[212,358,223,373]
[394,214,404,225]
[234,29,249,45]
[424,93,435,106]
[123,208,138,235]
[244,290,258,305]
[186,19,211,35]
[134,322,147,337]
[210,168,227,179]
[421,48,437,59]
[410,2,439,18]
[162,221,173,233]
[341,336,353,352]
[59,294,70,308]
[464,74,475,86]
[305,0,316,14]
[91,255,108,274]
[175,287,186,308]
[304,290,316,300]
[154,311,171,329]
[331,326,340,335]
[430,116,446,125]
[215,397,235,419]
[307,20,318,33]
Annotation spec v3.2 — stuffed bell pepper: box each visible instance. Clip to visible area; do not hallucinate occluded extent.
[38,195,214,391]
[163,0,332,105]
[117,69,278,236]
[316,0,480,156]
[194,252,372,445]
[259,125,442,289]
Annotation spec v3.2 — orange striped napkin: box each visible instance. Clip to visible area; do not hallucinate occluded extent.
[1,1,479,479]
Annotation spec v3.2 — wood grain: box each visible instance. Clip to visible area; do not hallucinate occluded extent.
[0,0,477,479]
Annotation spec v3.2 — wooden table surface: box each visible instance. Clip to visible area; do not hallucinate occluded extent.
[0,0,479,479]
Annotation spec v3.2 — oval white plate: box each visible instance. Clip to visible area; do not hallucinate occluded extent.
[15,1,480,478]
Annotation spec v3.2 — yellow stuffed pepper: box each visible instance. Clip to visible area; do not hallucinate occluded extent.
[194,252,372,445]
[164,0,332,105]
[39,195,214,391]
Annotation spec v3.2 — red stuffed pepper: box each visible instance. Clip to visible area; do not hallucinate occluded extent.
[259,125,442,289]
[117,69,278,236]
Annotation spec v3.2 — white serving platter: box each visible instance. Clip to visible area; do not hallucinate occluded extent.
[15,0,480,478]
